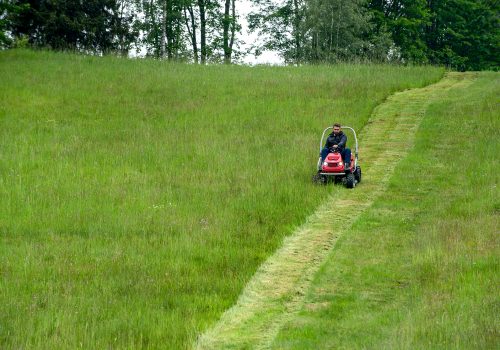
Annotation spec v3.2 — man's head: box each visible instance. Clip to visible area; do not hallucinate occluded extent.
[332,123,341,135]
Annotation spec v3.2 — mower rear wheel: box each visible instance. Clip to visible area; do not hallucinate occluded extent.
[345,173,356,188]
[354,166,362,183]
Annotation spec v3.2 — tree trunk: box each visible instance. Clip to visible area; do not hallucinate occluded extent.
[149,0,160,58]
[184,5,199,63]
[229,0,236,60]
[292,0,301,64]
[173,11,182,59]
[198,0,207,64]
[166,0,174,60]
[161,0,167,58]
[118,0,126,56]
[336,1,341,55]
[223,0,231,64]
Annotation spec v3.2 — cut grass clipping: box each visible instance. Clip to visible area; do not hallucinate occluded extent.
[0,49,446,349]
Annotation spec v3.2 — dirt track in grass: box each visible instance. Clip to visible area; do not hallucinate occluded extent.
[194,73,477,350]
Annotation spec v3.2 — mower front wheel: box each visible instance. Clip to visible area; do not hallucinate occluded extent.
[312,173,327,185]
[345,173,356,189]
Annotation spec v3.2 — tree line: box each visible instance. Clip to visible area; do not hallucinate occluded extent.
[1,0,240,63]
[250,0,499,70]
[1,0,498,70]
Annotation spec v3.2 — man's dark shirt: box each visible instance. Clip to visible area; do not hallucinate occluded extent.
[325,131,347,151]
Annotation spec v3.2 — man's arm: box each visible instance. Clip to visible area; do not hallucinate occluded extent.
[337,134,347,148]
[325,135,333,148]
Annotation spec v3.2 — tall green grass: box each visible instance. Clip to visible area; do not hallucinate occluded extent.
[272,72,499,349]
[0,49,443,349]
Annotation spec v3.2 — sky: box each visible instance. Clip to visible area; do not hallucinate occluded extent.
[236,0,283,65]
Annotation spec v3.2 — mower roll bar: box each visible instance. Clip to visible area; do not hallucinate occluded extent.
[319,126,359,157]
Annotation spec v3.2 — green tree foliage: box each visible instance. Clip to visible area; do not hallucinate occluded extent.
[247,0,304,64]
[128,0,240,62]
[8,0,138,54]
[249,0,498,70]
[4,0,241,62]
[3,0,498,69]
[425,0,499,71]
[303,0,393,63]
[0,1,29,48]
[199,0,241,63]
[249,0,392,64]
[369,0,430,63]
[369,0,499,70]
[136,0,186,59]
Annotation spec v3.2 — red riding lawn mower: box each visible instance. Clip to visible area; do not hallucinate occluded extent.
[313,125,361,188]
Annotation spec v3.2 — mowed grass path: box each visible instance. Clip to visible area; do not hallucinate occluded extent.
[195,73,474,349]
[0,50,443,349]
[272,73,499,349]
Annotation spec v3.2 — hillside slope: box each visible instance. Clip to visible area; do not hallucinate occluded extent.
[196,73,487,349]
[272,72,499,349]
[0,50,444,349]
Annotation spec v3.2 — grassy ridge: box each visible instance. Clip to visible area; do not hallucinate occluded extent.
[272,72,499,349]
[0,50,443,349]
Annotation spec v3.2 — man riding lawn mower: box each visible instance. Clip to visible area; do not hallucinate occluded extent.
[313,123,361,188]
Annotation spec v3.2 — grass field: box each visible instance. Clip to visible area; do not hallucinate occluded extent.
[272,72,499,349]
[0,50,444,349]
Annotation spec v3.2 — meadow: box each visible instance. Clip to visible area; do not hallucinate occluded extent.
[0,50,445,349]
[272,72,499,349]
